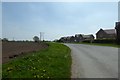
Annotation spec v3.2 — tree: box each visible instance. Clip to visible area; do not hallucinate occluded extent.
[2,38,8,42]
[33,36,39,42]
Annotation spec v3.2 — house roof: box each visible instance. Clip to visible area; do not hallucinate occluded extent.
[103,29,116,34]
[75,34,83,37]
[81,34,94,38]
[75,34,94,38]
[96,28,116,35]
[60,37,67,39]
[66,36,74,39]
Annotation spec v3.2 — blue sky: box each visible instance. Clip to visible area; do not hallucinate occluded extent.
[2,2,118,41]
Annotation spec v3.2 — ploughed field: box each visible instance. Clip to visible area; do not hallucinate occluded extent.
[2,41,48,63]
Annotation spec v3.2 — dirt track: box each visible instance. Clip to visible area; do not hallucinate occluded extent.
[2,41,48,63]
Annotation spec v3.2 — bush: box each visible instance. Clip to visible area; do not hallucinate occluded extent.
[2,38,9,42]
[82,39,116,44]
[93,39,116,44]
[82,40,91,43]
[33,36,39,42]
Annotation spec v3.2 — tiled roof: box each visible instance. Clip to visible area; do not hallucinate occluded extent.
[103,29,116,34]
[75,34,82,37]
[81,34,93,38]
[75,34,94,38]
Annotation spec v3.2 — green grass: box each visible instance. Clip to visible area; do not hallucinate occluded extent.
[80,42,120,48]
[2,42,71,78]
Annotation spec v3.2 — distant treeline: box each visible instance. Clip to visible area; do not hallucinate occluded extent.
[0,37,51,42]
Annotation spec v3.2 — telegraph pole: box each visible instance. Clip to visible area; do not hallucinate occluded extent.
[40,32,44,41]
[43,32,44,41]
[40,32,42,41]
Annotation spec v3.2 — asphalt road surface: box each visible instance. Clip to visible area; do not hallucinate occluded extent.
[64,43,118,78]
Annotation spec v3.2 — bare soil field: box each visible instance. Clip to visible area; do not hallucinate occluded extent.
[2,41,48,63]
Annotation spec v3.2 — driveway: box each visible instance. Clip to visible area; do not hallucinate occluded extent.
[64,43,118,78]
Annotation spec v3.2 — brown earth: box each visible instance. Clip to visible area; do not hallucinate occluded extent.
[2,41,48,63]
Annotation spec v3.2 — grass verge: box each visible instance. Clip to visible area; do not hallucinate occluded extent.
[80,42,120,48]
[2,42,71,78]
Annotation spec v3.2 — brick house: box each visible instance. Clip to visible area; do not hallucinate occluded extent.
[66,36,75,43]
[115,22,120,44]
[75,34,94,42]
[82,34,94,40]
[59,36,75,43]
[59,34,94,43]
[74,34,83,42]
[59,37,67,43]
[96,28,116,39]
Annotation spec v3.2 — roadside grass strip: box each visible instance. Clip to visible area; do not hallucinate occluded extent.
[80,42,120,48]
[2,42,71,78]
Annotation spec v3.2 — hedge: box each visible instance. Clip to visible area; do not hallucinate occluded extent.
[82,39,116,44]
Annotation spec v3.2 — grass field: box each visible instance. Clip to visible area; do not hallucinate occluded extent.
[2,42,71,78]
[80,42,120,48]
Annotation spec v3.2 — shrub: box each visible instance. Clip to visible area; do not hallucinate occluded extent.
[82,39,116,44]
[33,36,39,42]
[93,39,116,44]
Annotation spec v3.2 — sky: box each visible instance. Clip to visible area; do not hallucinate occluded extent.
[2,2,118,41]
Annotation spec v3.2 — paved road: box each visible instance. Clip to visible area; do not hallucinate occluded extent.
[64,44,118,78]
